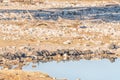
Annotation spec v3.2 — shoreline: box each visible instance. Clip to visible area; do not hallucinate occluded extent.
[0,47,119,69]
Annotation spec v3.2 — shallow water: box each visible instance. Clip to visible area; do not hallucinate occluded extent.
[22,59,120,80]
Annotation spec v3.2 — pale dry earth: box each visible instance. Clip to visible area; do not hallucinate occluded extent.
[0,0,119,10]
[0,19,120,53]
[0,70,53,80]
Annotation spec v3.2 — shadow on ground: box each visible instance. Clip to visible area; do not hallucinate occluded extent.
[0,4,120,22]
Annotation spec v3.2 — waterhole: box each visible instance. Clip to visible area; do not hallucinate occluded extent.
[22,59,120,80]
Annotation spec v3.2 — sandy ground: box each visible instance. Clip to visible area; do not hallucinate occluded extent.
[0,0,119,10]
[0,70,53,80]
[0,19,120,51]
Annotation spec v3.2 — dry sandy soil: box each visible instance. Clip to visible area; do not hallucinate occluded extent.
[0,19,120,52]
[0,70,53,80]
[0,0,119,10]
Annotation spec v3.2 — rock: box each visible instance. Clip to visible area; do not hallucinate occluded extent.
[83,50,93,54]
[109,57,116,63]
[69,50,75,55]
[72,50,79,56]
[63,54,68,60]
[37,56,44,60]
[36,51,43,56]
[102,50,114,54]
[3,52,15,60]
[108,43,119,49]
[64,49,69,54]
[76,78,80,80]
[57,49,64,56]
[78,26,87,29]
[41,50,50,56]
[50,51,56,56]
[15,52,26,58]
[63,40,72,44]
[53,77,56,80]
[32,64,36,68]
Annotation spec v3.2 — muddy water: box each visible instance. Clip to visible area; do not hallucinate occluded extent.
[22,59,120,80]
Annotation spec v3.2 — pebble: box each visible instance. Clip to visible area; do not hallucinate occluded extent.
[32,64,36,68]
[63,40,72,44]
[108,43,119,49]
[79,26,87,29]
[76,78,80,80]
[63,54,68,60]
